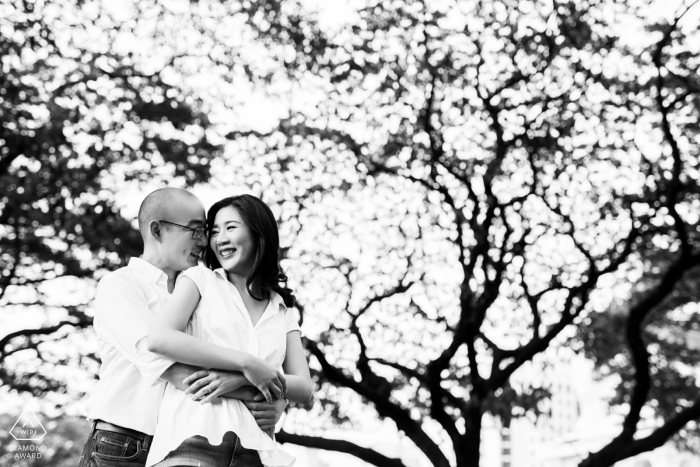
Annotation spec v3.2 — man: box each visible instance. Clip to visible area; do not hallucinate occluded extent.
[79,188,286,467]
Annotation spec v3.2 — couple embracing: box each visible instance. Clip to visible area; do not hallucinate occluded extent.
[79,188,312,467]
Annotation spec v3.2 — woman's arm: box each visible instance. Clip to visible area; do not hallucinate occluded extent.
[281,330,313,405]
[161,364,256,400]
[147,276,285,401]
[181,369,260,401]
[147,277,252,371]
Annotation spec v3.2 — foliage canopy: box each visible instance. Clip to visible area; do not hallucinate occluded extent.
[1,1,700,466]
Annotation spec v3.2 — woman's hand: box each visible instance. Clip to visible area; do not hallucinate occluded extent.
[183,370,247,404]
[242,356,287,403]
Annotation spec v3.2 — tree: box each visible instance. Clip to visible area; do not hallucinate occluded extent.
[3,0,700,466]
[0,0,329,409]
[0,0,227,402]
[235,1,700,466]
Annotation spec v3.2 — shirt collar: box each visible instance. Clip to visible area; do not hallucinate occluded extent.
[128,257,169,283]
[270,292,287,311]
[213,268,287,311]
[214,268,227,280]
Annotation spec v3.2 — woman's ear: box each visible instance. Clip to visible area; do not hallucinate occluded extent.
[149,220,162,241]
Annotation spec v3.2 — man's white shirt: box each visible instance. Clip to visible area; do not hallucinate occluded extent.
[87,257,175,435]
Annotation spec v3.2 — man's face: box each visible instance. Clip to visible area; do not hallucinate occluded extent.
[160,197,207,273]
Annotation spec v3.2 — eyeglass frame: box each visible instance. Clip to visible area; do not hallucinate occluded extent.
[158,220,207,239]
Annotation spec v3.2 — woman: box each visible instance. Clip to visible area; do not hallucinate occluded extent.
[145,194,313,467]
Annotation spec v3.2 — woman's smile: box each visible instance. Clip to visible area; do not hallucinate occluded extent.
[218,247,236,259]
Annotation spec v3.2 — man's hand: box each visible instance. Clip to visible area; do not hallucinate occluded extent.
[241,356,287,403]
[160,363,202,391]
[243,396,288,431]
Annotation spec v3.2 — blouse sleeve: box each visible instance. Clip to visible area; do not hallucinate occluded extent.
[284,306,301,334]
[177,265,211,295]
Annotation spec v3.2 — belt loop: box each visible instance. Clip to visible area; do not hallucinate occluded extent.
[142,434,152,451]
[90,421,98,438]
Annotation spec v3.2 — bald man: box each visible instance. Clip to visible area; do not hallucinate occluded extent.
[79,188,287,467]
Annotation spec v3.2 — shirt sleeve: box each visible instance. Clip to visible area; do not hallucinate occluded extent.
[134,337,176,387]
[284,307,301,334]
[93,273,174,385]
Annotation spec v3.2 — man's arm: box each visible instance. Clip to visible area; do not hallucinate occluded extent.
[96,275,180,386]
[94,275,155,362]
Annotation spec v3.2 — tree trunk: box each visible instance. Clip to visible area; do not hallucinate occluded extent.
[456,408,483,467]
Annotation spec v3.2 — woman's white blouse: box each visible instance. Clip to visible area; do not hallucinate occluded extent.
[144,265,299,467]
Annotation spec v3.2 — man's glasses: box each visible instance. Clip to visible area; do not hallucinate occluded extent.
[159,220,207,239]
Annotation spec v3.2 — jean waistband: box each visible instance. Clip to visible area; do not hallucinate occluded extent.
[91,420,153,450]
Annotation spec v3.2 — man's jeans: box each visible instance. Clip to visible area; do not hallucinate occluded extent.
[78,422,152,467]
[155,431,263,467]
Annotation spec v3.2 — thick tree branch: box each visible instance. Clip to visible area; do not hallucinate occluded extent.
[580,380,700,466]
[618,397,700,459]
[487,281,595,391]
[306,339,451,467]
[620,253,700,438]
[595,9,700,454]
[351,271,420,373]
[0,318,92,364]
[372,356,468,443]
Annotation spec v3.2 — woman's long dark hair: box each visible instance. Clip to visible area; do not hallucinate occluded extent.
[204,194,296,308]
